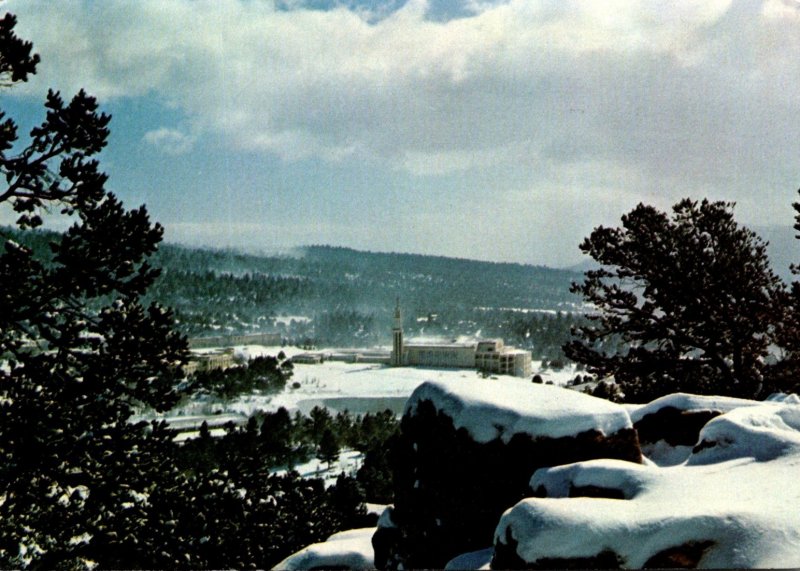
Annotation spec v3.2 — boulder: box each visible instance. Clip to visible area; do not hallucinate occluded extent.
[374,379,641,569]
[273,528,376,570]
[493,401,800,568]
[628,393,761,465]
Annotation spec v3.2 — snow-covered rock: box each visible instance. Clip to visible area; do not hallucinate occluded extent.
[273,528,376,570]
[630,392,764,466]
[376,379,641,569]
[628,393,763,425]
[494,401,800,568]
[405,378,632,442]
[689,401,800,465]
[444,547,494,570]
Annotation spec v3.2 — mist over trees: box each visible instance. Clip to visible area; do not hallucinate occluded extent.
[3,225,587,360]
[146,244,584,356]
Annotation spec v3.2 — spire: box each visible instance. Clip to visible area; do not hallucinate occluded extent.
[393,297,402,330]
[392,298,403,366]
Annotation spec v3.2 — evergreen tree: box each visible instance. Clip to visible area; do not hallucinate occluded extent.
[765,190,800,394]
[0,14,188,567]
[327,474,370,529]
[318,428,340,469]
[308,405,333,446]
[260,407,294,466]
[565,198,783,402]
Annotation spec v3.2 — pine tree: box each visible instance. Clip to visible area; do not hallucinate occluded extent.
[318,427,340,469]
[765,190,800,394]
[0,13,188,567]
[565,198,783,402]
[260,407,294,466]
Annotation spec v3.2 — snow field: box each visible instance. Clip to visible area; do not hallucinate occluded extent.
[171,344,576,421]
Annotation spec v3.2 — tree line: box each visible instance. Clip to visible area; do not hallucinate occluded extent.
[189,353,293,400]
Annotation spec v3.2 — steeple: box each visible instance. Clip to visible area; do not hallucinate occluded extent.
[394,297,402,327]
[391,298,403,366]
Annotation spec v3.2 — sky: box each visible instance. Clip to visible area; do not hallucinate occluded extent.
[2,0,800,268]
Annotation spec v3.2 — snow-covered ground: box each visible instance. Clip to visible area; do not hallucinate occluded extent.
[274,449,364,487]
[163,344,580,423]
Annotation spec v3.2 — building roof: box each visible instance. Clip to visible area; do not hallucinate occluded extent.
[404,339,477,349]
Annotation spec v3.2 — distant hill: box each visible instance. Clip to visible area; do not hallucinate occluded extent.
[563,258,599,274]
[147,242,585,333]
[0,228,587,358]
[755,225,796,283]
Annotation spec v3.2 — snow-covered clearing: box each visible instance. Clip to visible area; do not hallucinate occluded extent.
[163,344,578,423]
[273,315,311,326]
[274,450,364,487]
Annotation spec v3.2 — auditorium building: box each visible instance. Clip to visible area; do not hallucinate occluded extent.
[390,301,532,378]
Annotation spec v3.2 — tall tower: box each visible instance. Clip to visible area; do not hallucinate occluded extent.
[391,298,404,366]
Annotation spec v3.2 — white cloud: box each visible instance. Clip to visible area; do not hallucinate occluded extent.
[143,127,196,155]
[6,0,800,229]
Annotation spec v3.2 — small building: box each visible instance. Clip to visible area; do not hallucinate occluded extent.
[183,348,236,376]
[292,352,325,365]
[475,339,532,378]
[188,332,281,349]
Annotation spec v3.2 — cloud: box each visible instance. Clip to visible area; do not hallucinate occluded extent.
[143,127,196,155]
[6,0,800,231]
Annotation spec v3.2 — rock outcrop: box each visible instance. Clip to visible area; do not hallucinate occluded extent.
[373,379,641,569]
[493,401,800,568]
[628,393,764,465]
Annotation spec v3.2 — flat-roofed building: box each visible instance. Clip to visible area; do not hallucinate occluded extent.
[183,348,236,376]
[403,341,477,368]
[475,339,532,378]
[390,303,532,378]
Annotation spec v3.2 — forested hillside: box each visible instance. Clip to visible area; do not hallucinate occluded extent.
[4,228,584,359]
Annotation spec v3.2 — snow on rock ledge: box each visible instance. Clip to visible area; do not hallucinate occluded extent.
[627,393,763,425]
[494,401,800,569]
[376,379,641,569]
[405,378,633,442]
[631,392,799,466]
[689,401,800,465]
[273,527,376,570]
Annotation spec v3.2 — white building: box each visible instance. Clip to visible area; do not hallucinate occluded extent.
[390,301,532,378]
